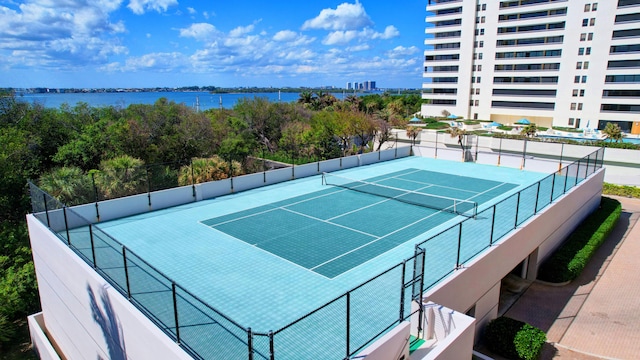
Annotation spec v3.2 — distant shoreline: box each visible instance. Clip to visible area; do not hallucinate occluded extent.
[3,87,421,95]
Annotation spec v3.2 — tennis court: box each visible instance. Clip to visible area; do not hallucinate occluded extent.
[202,168,518,278]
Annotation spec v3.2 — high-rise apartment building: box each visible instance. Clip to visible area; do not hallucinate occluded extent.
[422,0,640,133]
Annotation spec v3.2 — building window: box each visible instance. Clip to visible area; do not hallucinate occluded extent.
[578,48,585,55]
[584,4,590,12]
[580,33,587,41]
[480,28,485,35]
[578,103,583,110]
[588,33,593,40]
[573,89,579,96]
[583,61,589,69]
[478,53,483,60]
[590,18,596,26]
[586,47,591,55]
[477,77,481,83]
[577,62,583,69]
[582,18,589,26]
[592,3,597,11]
[474,113,478,120]
[470,88,475,95]
[477,64,482,71]
[580,89,585,96]
[471,77,476,83]
[582,75,588,83]
[482,4,486,11]
[475,100,479,106]
[569,118,575,126]
[481,16,485,23]
[470,100,474,106]
[476,88,480,95]
[574,76,580,83]
[479,41,484,48]
[474,53,478,60]
[571,103,577,110]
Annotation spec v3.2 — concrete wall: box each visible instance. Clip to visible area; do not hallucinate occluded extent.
[27,215,192,360]
[423,169,604,339]
[28,313,61,360]
[356,322,410,360]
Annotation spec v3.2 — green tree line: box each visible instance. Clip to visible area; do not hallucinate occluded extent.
[0,90,424,349]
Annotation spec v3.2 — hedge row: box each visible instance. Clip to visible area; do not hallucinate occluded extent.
[484,316,546,360]
[537,197,621,283]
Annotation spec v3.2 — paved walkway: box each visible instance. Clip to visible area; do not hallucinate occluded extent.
[503,196,640,360]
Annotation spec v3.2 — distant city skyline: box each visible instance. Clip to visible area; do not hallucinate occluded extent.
[0,1,425,89]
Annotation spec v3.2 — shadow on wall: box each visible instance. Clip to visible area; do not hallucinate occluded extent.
[87,285,127,360]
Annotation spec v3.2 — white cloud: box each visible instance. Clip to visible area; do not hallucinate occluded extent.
[322,30,358,45]
[229,24,255,38]
[387,45,419,58]
[121,52,186,72]
[187,7,196,15]
[346,44,370,52]
[127,0,177,15]
[179,23,218,41]
[302,1,373,31]
[373,25,399,40]
[273,30,297,42]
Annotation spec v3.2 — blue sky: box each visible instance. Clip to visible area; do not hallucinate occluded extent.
[0,0,426,89]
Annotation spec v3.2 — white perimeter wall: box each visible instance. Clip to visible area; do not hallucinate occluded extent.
[423,169,605,338]
[27,215,192,360]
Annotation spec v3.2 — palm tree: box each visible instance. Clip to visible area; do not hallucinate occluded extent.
[520,123,538,137]
[297,91,314,106]
[447,126,466,151]
[178,156,243,186]
[602,122,623,143]
[94,155,146,199]
[38,166,94,205]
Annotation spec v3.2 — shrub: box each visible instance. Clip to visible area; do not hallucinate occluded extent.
[484,317,546,360]
[538,197,621,283]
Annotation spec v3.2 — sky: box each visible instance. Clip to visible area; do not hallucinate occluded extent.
[0,0,426,89]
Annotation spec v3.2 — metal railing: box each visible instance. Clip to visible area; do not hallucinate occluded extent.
[29,146,604,360]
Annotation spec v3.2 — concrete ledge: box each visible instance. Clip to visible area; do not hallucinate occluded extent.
[28,312,62,360]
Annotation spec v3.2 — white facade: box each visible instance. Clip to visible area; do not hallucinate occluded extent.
[422,0,640,133]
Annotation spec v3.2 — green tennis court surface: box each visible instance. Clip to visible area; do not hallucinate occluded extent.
[203,168,517,278]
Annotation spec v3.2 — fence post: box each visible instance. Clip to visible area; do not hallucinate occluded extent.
[91,172,100,221]
[43,193,50,227]
[269,331,275,360]
[247,328,253,360]
[399,260,407,322]
[558,143,564,172]
[123,247,131,299]
[575,159,581,186]
[456,223,463,268]
[520,138,527,170]
[89,225,97,268]
[62,207,71,245]
[489,205,496,246]
[550,173,556,203]
[434,132,438,159]
[146,166,152,207]
[534,182,541,214]
[564,165,570,193]
[172,283,180,344]
[497,137,502,166]
[190,159,196,198]
[346,292,351,359]
[515,192,521,228]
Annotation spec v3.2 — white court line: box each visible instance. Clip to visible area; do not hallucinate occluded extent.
[280,207,380,239]
[466,181,511,202]
[311,208,447,271]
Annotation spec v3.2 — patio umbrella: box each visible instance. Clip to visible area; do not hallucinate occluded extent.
[447,114,458,119]
[489,121,502,127]
[409,117,421,123]
[516,118,530,125]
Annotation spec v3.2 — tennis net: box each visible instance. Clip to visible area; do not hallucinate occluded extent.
[322,172,477,217]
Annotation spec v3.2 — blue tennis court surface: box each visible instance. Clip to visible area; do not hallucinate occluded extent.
[96,156,547,329]
[202,168,517,278]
